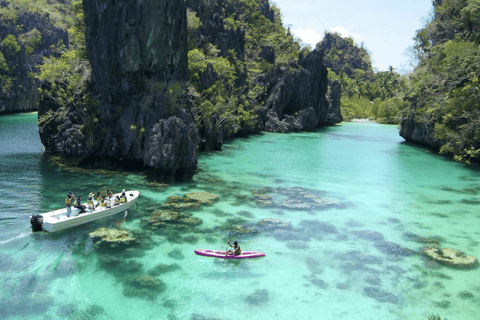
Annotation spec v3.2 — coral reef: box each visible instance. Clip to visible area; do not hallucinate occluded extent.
[423,248,478,269]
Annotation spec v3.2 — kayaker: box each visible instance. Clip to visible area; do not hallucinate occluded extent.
[227,241,242,256]
[119,189,127,203]
[65,191,74,217]
[74,195,86,213]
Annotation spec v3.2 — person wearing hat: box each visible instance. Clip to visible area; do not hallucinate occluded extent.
[74,195,86,214]
[87,193,95,212]
[119,189,127,204]
[65,191,75,217]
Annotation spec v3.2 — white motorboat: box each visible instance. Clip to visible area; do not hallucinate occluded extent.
[30,190,140,233]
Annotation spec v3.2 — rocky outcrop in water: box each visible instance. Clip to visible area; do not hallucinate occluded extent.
[256,50,341,133]
[0,11,68,113]
[399,107,442,149]
[39,0,198,181]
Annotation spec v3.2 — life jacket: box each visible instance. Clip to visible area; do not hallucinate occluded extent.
[96,195,102,201]
[75,199,82,207]
[120,195,127,203]
[100,201,107,207]
[65,197,73,207]
[87,197,94,205]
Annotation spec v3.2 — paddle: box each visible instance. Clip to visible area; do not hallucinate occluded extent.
[224,230,232,262]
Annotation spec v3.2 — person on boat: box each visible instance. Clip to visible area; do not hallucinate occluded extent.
[87,193,95,212]
[114,195,120,206]
[119,189,127,204]
[96,191,102,202]
[65,191,75,217]
[105,190,113,207]
[100,196,108,209]
[74,195,86,214]
[226,241,242,256]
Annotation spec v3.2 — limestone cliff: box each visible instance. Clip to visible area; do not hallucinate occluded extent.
[39,0,198,181]
[258,49,342,132]
[0,10,68,113]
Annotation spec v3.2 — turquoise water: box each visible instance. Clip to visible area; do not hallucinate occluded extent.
[1,114,479,319]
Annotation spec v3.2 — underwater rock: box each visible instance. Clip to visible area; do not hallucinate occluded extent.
[335,251,383,265]
[183,235,199,244]
[403,232,443,245]
[148,263,181,276]
[237,210,254,218]
[231,225,259,237]
[336,282,352,290]
[163,202,201,210]
[365,275,381,286]
[457,291,474,300]
[286,241,309,250]
[57,304,105,319]
[89,228,136,245]
[423,248,478,269]
[122,275,166,300]
[433,300,451,309]
[256,218,293,231]
[273,229,306,242]
[244,289,270,306]
[151,210,192,222]
[184,192,219,204]
[299,220,338,235]
[143,182,169,189]
[363,286,398,304]
[304,274,328,289]
[351,230,385,241]
[374,241,417,257]
[167,249,185,260]
[305,257,324,275]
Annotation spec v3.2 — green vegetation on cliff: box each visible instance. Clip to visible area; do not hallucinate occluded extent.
[186,0,302,134]
[319,32,406,123]
[402,0,480,164]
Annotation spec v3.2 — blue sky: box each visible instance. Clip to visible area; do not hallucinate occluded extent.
[272,0,433,73]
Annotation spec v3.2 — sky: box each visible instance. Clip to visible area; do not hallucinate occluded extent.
[271,0,434,73]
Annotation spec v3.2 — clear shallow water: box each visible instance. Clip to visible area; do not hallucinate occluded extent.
[1,114,479,319]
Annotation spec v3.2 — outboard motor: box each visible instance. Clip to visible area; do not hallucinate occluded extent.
[30,214,43,232]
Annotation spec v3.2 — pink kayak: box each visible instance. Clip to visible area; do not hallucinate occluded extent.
[194,249,265,259]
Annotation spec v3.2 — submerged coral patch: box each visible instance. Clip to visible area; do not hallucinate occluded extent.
[423,248,478,269]
[122,275,166,300]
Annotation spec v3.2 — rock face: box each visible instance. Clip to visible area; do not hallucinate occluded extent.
[0,12,68,113]
[399,105,441,149]
[39,0,198,181]
[258,49,341,132]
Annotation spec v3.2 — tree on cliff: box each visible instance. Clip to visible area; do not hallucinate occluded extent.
[400,0,480,164]
[318,32,406,123]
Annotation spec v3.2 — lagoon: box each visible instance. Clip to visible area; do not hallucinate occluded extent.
[1,113,479,319]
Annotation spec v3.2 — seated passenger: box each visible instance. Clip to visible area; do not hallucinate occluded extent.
[119,189,127,203]
[74,195,86,214]
[100,196,108,208]
[87,193,95,212]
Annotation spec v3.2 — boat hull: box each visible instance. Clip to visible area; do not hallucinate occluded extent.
[194,249,265,259]
[37,191,140,233]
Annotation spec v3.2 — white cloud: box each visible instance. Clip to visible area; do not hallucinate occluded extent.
[291,28,323,47]
[327,26,364,43]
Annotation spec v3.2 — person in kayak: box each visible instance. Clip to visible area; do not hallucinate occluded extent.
[227,241,242,255]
